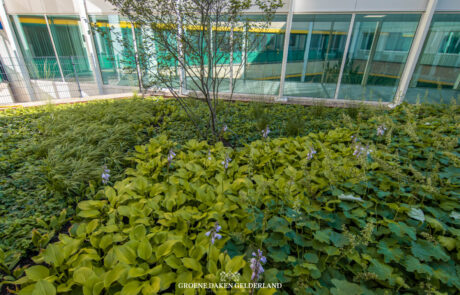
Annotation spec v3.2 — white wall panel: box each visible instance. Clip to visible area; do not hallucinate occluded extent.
[3,0,460,18]
[355,0,427,12]
[42,0,78,14]
[4,0,45,14]
[85,0,117,14]
[4,0,78,14]
[437,0,460,11]
[292,0,357,13]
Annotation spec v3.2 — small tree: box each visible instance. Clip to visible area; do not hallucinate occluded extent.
[106,0,283,140]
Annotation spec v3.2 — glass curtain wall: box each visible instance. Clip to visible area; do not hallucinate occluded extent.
[338,14,420,102]
[406,13,460,104]
[47,16,93,82]
[90,15,138,86]
[10,15,61,80]
[283,14,352,98]
[184,25,233,93]
[233,14,287,95]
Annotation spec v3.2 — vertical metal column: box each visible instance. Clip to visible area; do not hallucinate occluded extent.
[131,22,143,94]
[44,15,66,82]
[454,73,460,90]
[242,23,248,81]
[320,21,335,85]
[301,21,313,83]
[278,0,294,99]
[71,56,83,97]
[229,24,234,92]
[361,20,382,87]
[77,0,104,95]
[393,0,438,105]
[0,0,37,101]
[334,14,356,99]
[176,0,186,95]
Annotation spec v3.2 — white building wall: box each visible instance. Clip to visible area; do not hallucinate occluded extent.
[3,0,460,15]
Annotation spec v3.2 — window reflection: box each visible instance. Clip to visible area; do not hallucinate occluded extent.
[406,13,460,104]
[338,14,420,102]
[283,14,352,98]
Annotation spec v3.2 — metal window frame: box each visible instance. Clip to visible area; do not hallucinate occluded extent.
[44,14,66,82]
[77,0,104,95]
[393,0,439,105]
[334,13,356,99]
[0,0,37,101]
[278,0,294,99]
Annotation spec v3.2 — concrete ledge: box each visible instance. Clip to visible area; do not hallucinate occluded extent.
[0,92,137,109]
[0,89,392,110]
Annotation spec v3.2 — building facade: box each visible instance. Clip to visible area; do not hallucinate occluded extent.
[0,0,459,105]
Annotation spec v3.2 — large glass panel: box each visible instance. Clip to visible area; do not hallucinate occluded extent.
[90,15,138,86]
[283,14,352,98]
[406,13,460,104]
[184,25,233,93]
[233,15,287,96]
[338,14,420,102]
[47,16,94,82]
[10,15,61,80]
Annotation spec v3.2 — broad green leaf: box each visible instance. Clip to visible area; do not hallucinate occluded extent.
[115,245,137,264]
[77,210,100,218]
[314,229,331,244]
[182,257,202,272]
[121,280,143,295]
[438,236,456,251]
[25,265,49,281]
[104,264,126,289]
[128,267,148,278]
[43,244,64,267]
[73,267,95,285]
[377,240,404,263]
[131,225,147,241]
[158,272,176,291]
[156,240,179,258]
[408,208,425,222]
[331,279,363,295]
[33,280,56,295]
[226,255,246,273]
[411,240,450,262]
[137,239,153,261]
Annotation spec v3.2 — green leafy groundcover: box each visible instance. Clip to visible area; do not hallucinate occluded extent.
[0,96,387,266]
[6,119,460,294]
[1,98,459,294]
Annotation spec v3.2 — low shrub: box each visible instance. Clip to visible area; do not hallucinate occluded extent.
[7,117,460,294]
[1,97,383,267]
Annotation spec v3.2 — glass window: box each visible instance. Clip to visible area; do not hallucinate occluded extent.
[406,13,460,104]
[233,14,287,96]
[47,16,94,82]
[338,14,420,102]
[10,15,61,80]
[90,15,138,86]
[283,14,352,98]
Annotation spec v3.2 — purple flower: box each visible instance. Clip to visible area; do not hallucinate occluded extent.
[221,155,231,170]
[222,125,228,133]
[353,144,372,157]
[250,249,266,282]
[206,222,222,244]
[207,150,212,161]
[376,125,387,136]
[262,126,270,138]
[167,149,176,165]
[351,135,358,143]
[101,165,110,184]
[307,147,317,160]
